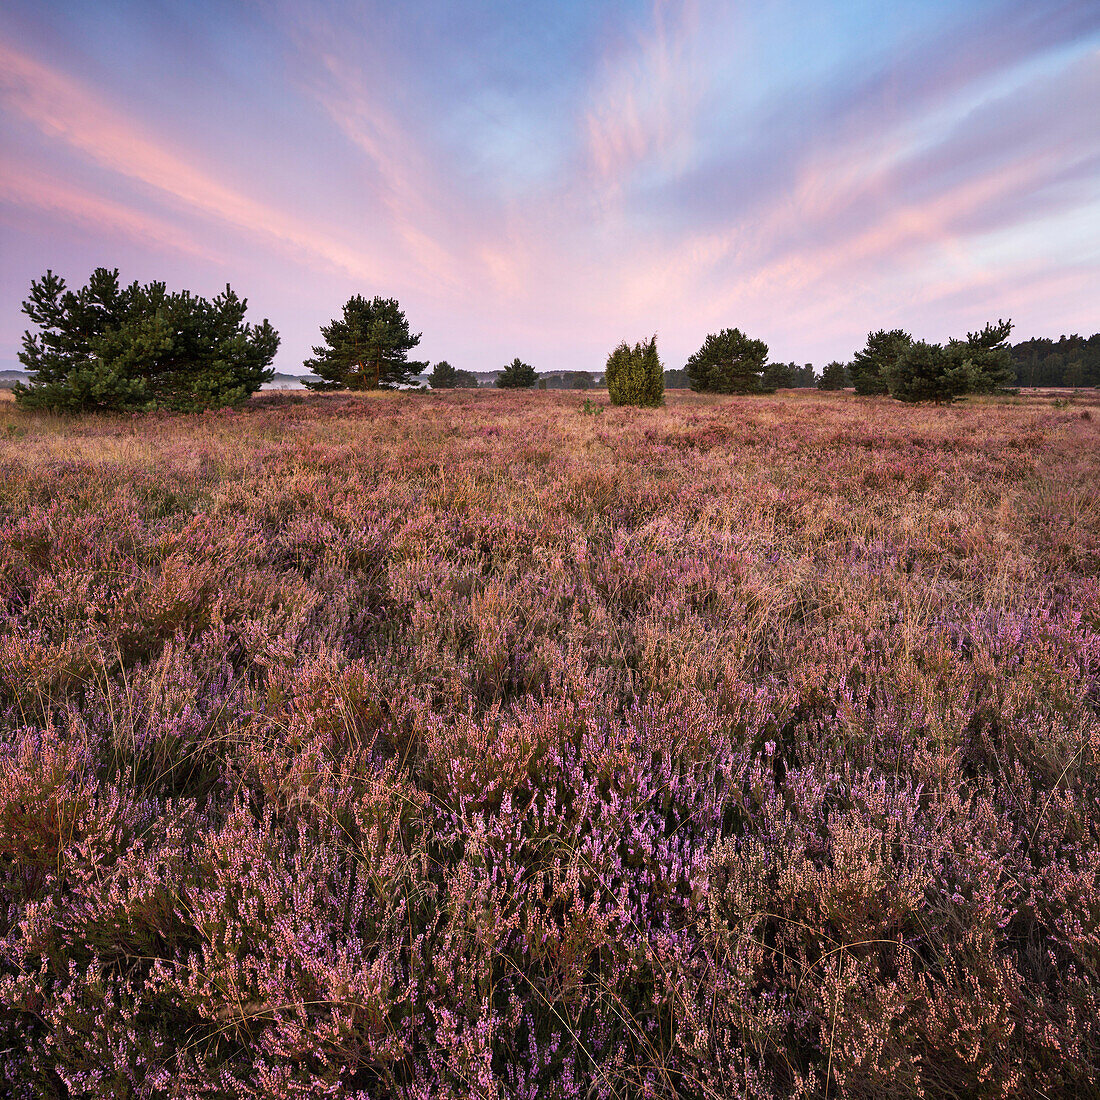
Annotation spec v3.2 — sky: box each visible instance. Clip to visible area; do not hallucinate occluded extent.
[1,0,1098,377]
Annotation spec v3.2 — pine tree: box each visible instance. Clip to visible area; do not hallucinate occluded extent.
[762,361,794,390]
[949,319,1015,394]
[885,341,971,404]
[605,336,664,407]
[496,358,538,388]
[304,296,424,390]
[685,329,768,393]
[15,268,278,412]
[850,329,911,395]
[817,361,849,390]
[429,361,458,388]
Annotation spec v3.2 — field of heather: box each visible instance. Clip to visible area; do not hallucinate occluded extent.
[1,388,1099,1099]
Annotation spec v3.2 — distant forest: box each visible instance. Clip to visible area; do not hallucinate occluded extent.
[1006,334,1100,388]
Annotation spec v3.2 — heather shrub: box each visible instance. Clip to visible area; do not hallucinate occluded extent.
[1,388,1099,1097]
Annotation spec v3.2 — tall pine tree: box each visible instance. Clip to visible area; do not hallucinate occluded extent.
[949,319,1015,394]
[817,361,850,390]
[496,358,538,388]
[885,341,972,404]
[304,296,424,390]
[850,329,911,395]
[685,329,768,393]
[429,361,459,388]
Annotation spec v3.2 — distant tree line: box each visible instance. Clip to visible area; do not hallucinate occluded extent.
[13,269,1098,412]
[536,371,599,390]
[672,320,1024,403]
[426,367,603,390]
[763,362,818,389]
[833,328,1100,398]
[667,363,825,390]
[428,361,479,388]
[1008,334,1100,388]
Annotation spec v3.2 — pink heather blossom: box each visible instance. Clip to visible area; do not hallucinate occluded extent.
[0,388,1098,1096]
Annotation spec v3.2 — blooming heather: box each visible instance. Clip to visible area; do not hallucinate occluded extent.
[1,388,1098,1098]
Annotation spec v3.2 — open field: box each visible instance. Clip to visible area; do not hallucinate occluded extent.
[1,389,1099,1098]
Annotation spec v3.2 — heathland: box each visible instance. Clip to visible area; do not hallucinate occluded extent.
[1,388,1098,1098]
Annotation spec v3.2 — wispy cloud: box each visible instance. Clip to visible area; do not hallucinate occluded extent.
[582,0,702,197]
[0,39,387,281]
[0,0,1096,373]
[0,159,223,262]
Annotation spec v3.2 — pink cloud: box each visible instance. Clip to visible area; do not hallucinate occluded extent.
[594,55,1099,357]
[0,38,386,283]
[582,0,701,200]
[0,159,223,262]
[296,52,468,291]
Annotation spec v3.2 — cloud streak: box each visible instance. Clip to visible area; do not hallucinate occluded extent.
[0,39,389,282]
[0,159,223,262]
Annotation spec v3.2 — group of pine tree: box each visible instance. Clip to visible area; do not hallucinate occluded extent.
[14,269,278,413]
[11,268,1097,412]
